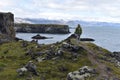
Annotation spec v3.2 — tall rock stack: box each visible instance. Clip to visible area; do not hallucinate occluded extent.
[0,12,15,43]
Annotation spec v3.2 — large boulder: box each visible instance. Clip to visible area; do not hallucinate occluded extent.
[67,66,96,80]
[0,12,15,43]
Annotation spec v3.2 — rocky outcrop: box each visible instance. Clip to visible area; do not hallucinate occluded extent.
[67,66,96,80]
[111,52,120,62]
[31,34,52,39]
[109,52,120,67]
[66,34,95,42]
[0,12,15,43]
[14,23,70,34]
[80,38,95,41]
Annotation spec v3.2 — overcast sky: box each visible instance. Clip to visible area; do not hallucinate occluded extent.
[1,0,120,22]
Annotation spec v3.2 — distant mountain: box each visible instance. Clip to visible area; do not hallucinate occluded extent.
[15,17,66,24]
[67,20,120,28]
[15,17,32,23]
[15,17,120,28]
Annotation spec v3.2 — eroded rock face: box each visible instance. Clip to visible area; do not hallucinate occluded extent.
[14,23,70,34]
[0,12,15,42]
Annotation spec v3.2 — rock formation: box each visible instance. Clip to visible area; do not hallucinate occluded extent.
[0,12,15,42]
[67,66,96,80]
[31,34,52,39]
[14,23,70,34]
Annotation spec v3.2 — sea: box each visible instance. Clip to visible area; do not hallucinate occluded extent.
[16,26,120,52]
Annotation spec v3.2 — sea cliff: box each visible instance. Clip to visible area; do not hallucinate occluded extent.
[0,12,15,43]
[14,23,70,34]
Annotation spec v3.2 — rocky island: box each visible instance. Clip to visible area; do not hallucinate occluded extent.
[14,23,70,34]
[31,34,53,39]
[0,12,120,80]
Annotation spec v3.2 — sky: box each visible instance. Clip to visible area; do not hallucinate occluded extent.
[1,0,120,23]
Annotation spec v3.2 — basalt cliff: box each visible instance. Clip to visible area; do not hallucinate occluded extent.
[0,12,15,43]
[14,23,70,34]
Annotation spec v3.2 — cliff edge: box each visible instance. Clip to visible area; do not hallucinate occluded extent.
[0,12,15,43]
[14,23,70,34]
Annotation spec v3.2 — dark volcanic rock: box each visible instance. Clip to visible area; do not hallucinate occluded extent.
[15,37,23,41]
[0,12,15,43]
[66,34,77,40]
[66,34,95,41]
[80,38,95,41]
[31,34,52,39]
[112,52,120,61]
[14,23,70,34]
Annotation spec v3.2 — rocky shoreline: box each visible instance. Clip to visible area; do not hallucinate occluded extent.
[14,23,70,34]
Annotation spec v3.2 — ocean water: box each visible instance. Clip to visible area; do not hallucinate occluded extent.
[81,26,120,52]
[16,26,120,52]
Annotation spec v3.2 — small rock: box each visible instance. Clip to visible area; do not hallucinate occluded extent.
[21,41,28,47]
[55,48,64,56]
[52,57,59,60]
[62,42,71,48]
[58,66,68,72]
[16,67,27,76]
[25,61,39,76]
[36,57,45,62]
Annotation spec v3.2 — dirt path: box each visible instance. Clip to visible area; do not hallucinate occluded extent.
[80,43,114,79]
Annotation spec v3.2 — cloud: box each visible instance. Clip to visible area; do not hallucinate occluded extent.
[0,0,120,22]
[0,0,14,7]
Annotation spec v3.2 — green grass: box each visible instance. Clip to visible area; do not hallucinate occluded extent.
[0,40,119,80]
[0,41,93,80]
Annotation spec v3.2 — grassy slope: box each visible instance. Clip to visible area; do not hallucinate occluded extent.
[0,39,119,80]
